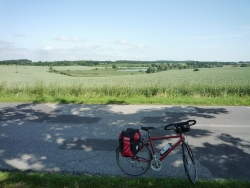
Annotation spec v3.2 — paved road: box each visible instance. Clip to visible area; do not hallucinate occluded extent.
[0,103,249,181]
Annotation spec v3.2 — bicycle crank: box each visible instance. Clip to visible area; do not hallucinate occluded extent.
[150,158,162,171]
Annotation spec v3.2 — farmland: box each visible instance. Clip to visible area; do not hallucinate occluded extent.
[0,65,250,105]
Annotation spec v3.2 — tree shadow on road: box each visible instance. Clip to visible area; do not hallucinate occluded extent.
[59,138,117,151]
[191,131,250,181]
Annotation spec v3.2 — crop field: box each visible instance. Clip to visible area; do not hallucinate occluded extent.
[0,65,250,105]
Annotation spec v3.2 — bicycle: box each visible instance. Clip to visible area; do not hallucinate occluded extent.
[116,120,197,184]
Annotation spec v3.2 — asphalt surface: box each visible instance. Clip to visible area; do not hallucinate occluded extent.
[0,103,249,181]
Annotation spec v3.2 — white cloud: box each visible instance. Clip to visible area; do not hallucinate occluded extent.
[115,40,129,45]
[134,44,148,48]
[0,39,151,61]
[35,45,108,61]
[0,40,15,48]
[42,46,53,50]
[0,39,31,60]
[114,39,148,50]
[55,36,84,42]
[6,36,248,62]
[72,37,83,42]
[56,36,68,41]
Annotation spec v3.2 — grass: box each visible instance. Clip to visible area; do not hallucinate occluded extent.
[1,171,250,188]
[0,82,249,105]
[0,93,249,106]
[0,66,250,105]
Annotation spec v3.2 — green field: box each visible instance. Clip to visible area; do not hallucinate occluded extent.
[0,65,250,105]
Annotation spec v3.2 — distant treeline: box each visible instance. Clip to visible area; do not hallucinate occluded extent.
[0,59,250,68]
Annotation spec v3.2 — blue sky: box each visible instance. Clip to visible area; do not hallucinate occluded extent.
[0,0,249,62]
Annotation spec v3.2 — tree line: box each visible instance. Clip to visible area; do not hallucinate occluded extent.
[0,59,249,69]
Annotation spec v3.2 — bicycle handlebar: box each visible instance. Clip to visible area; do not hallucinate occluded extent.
[164,120,196,131]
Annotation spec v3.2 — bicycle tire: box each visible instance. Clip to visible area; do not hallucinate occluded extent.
[116,141,152,176]
[182,142,197,184]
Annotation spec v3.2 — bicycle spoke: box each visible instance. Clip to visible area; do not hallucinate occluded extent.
[116,143,152,176]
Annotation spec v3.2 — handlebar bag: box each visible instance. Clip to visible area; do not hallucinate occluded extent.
[175,124,190,133]
[118,128,141,157]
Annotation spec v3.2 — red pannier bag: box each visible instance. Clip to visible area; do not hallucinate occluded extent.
[118,128,141,157]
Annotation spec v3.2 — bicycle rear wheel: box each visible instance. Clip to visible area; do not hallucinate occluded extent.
[182,142,197,184]
[116,142,152,176]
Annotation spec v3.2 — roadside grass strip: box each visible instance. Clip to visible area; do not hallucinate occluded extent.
[0,171,250,188]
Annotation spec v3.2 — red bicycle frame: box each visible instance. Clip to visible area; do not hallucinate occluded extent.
[147,134,185,161]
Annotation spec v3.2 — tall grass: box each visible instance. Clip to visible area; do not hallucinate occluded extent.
[1,81,250,98]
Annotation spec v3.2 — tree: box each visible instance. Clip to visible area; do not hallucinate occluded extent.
[112,64,117,69]
[240,63,248,67]
[178,64,183,70]
[146,66,156,73]
[151,63,157,67]
[157,63,166,71]
[49,65,53,72]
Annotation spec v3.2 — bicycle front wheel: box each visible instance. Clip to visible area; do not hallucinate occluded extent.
[116,142,152,176]
[182,142,197,184]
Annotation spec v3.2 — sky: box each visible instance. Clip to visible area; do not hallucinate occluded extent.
[0,0,250,62]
